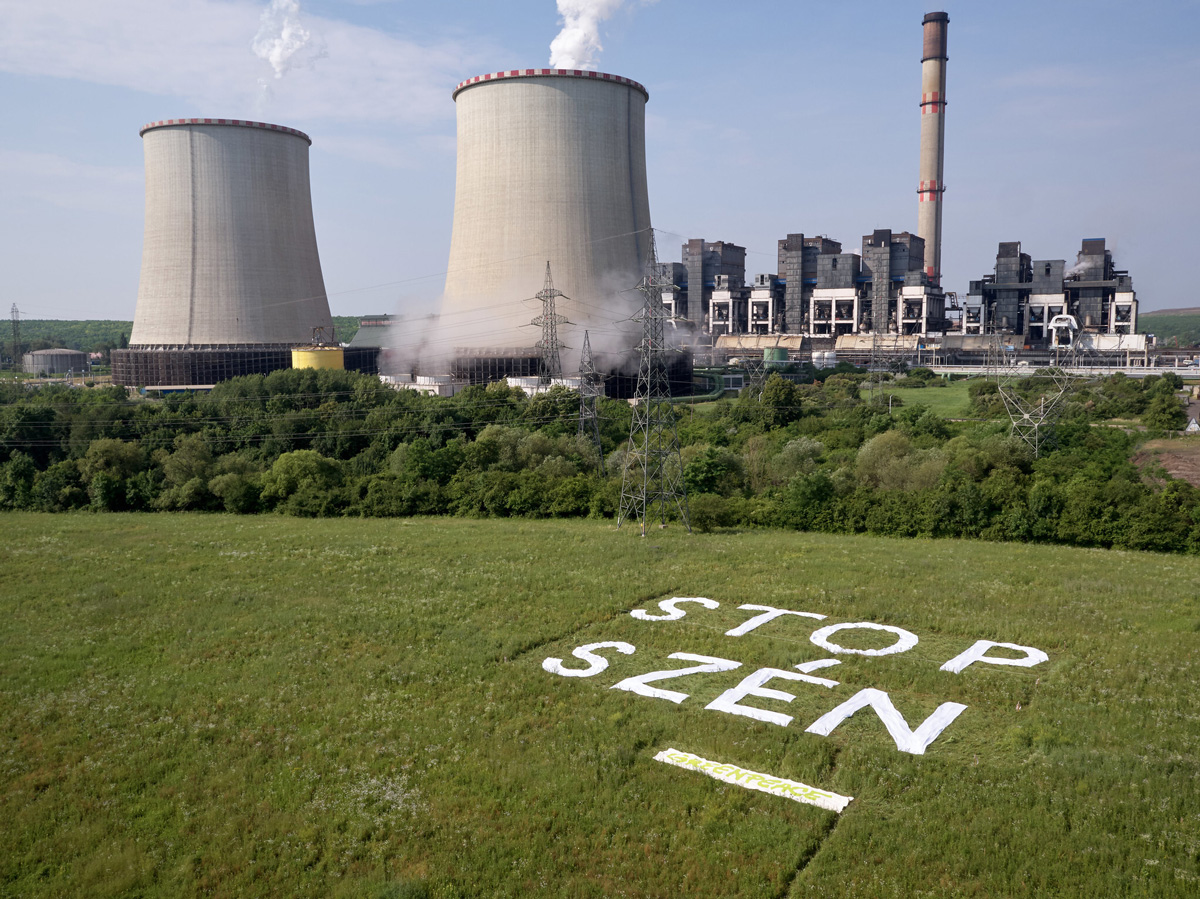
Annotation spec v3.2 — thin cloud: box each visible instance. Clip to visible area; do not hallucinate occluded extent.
[0,0,485,126]
[0,150,142,214]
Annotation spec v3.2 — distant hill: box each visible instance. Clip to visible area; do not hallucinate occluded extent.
[1137,309,1200,347]
[4,316,363,357]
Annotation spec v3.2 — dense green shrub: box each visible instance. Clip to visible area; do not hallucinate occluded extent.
[0,366,1194,552]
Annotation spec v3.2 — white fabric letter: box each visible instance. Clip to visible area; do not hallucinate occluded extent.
[706,662,841,727]
[725,604,826,637]
[542,641,635,678]
[939,640,1049,674]
[611,652,741,704]
[805,688,967,755]
[631,596,719,621]
[809,622,919,656]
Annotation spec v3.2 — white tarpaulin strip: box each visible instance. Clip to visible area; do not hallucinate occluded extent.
[653,748,853,813]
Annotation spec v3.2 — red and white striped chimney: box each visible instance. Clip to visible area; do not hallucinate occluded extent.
[917,11,949,286]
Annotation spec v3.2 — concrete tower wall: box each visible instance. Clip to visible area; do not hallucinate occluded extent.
[441,70,652,350]
[918,12,949,285]
[131,118,332,348]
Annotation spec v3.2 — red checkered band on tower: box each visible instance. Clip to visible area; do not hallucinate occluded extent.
[453,69,648,100]
[139,118,311,144]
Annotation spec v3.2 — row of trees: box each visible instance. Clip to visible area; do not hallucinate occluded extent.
[0,366,1194,552]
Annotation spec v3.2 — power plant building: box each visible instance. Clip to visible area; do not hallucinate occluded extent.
[113,118,334,386]
[440,69,654,385]
[962,238,1138,342]
[666,230,945,338]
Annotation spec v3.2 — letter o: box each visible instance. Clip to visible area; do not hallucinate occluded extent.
[809,622,918,656]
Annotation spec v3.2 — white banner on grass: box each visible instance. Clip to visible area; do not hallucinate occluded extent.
[653,748,853,813]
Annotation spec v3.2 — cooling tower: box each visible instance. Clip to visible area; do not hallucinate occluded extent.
[917,12,949,286]
[440,69,653,378]
[113,118,333,386]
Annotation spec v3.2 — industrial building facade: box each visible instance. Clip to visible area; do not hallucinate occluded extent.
[963,239,1138,344]
[660,229,946,338]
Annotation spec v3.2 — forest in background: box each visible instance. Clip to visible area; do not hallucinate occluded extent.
[0,362,1195,553]
[1,317,364,364]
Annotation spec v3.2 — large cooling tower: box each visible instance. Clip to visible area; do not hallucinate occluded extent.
[440,69,653,368]
[114,118,333,386]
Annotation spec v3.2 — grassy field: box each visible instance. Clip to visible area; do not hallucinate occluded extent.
[883,378,979,418]
[1,514,1197,897]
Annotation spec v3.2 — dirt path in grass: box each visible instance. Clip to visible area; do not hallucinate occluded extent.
[1134,434,1200,487]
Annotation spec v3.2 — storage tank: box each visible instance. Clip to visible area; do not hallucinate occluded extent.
[764,347,788,366]
[114,118,333,386]
[440,69,653,382]
[291,346,345,370]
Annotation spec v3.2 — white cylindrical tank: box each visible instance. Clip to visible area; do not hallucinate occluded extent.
[441,69,652,353]
[130,118,332,348]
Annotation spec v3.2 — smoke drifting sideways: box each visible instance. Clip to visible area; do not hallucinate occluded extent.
[383,267,650,382]
[252,0,327,110]
[549,0,656,70]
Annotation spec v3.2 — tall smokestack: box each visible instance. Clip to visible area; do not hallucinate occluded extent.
[917,11,949,286]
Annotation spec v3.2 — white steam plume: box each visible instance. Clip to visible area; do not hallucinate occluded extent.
[253,0,325,82]
[549,0,639,71]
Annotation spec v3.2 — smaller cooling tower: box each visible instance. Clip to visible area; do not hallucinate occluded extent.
[113,118,333,386]
[440,69,653,380]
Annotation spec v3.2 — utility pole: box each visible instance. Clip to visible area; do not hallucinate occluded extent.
[618,234,690,535]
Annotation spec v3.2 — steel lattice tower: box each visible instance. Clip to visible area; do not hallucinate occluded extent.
[986,326,1093,457]
[578,330,604,468]
[10,305,20,369]
[618,235,690,535]
[531,262,569,383]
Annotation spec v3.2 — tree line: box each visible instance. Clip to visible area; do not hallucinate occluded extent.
[0,364,1195,553]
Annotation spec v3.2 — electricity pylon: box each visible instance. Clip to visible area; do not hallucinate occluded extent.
[530,262,569,384]
[578,330,604,470]
[618,235,690,535]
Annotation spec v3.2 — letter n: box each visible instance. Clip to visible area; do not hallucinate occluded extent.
[805,688,967,755]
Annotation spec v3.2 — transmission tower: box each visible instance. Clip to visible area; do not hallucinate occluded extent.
[867,330,885,408]
[618,235,690,535]
[577,330,604,471]
[986,323,1092,457]
[10,304,20,370]
[530,262,569,384]
[742,353,767,400]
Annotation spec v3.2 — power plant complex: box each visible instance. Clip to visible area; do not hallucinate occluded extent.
[110,12,1148,392]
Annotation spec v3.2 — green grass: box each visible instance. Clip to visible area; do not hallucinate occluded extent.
[883,378,980,418]
[1,514,1197,897]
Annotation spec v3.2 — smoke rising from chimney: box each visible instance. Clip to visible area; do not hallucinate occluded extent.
[253,0,325,81]
[549,1,652,70]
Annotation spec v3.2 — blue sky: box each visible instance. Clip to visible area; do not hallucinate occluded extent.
[2,0,1198,321]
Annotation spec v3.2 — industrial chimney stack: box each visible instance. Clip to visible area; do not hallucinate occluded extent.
[917,11,949,286]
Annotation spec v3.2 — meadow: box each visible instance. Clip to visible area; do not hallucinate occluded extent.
[877,378,976,418]
[1,513,1197,897]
